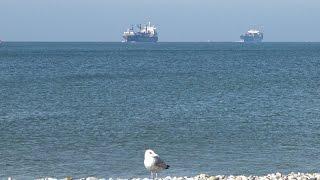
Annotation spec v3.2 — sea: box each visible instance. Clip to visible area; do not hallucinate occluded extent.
[1,42,320,180]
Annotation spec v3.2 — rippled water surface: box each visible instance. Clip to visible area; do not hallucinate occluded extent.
[1,42,320,179]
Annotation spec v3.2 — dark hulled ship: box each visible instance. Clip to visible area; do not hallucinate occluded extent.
[123,22,158,42]
[240,29,263,43]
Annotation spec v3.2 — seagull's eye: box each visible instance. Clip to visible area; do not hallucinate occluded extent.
[149,152,152,154]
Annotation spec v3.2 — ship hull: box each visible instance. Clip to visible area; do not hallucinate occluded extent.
[123,35,158,42]
[240,34,263,43]
[241,37,263,43]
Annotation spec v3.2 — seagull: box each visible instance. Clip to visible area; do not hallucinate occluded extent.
[144,149,170,179]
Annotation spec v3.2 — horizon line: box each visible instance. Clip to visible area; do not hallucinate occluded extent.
[2,41,320,43]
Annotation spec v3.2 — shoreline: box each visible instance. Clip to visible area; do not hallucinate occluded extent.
[6,172,320,180]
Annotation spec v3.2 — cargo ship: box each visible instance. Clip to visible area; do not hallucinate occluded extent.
[123,22,158,42]
[240,29,263,43]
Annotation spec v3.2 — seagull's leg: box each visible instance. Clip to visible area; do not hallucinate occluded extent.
[156,173,158,179]
[151,172,154,180]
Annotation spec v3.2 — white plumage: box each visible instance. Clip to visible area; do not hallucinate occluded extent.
[144,149,170,179]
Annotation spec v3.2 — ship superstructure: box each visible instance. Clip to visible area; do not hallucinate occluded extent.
[123,22,158,42]
[240,29,263,43]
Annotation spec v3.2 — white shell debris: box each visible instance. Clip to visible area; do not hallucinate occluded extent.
[8,173,320,180]
[188,173,320,180]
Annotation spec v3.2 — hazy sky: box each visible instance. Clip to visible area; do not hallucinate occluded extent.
[0,0,319,42]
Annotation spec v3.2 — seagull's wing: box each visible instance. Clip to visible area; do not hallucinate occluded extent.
[154,155,169,169]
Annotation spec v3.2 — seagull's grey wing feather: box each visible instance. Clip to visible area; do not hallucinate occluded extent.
[154,156,168,169]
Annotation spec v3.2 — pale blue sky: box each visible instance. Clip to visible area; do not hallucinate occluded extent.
[0,0,319,42]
